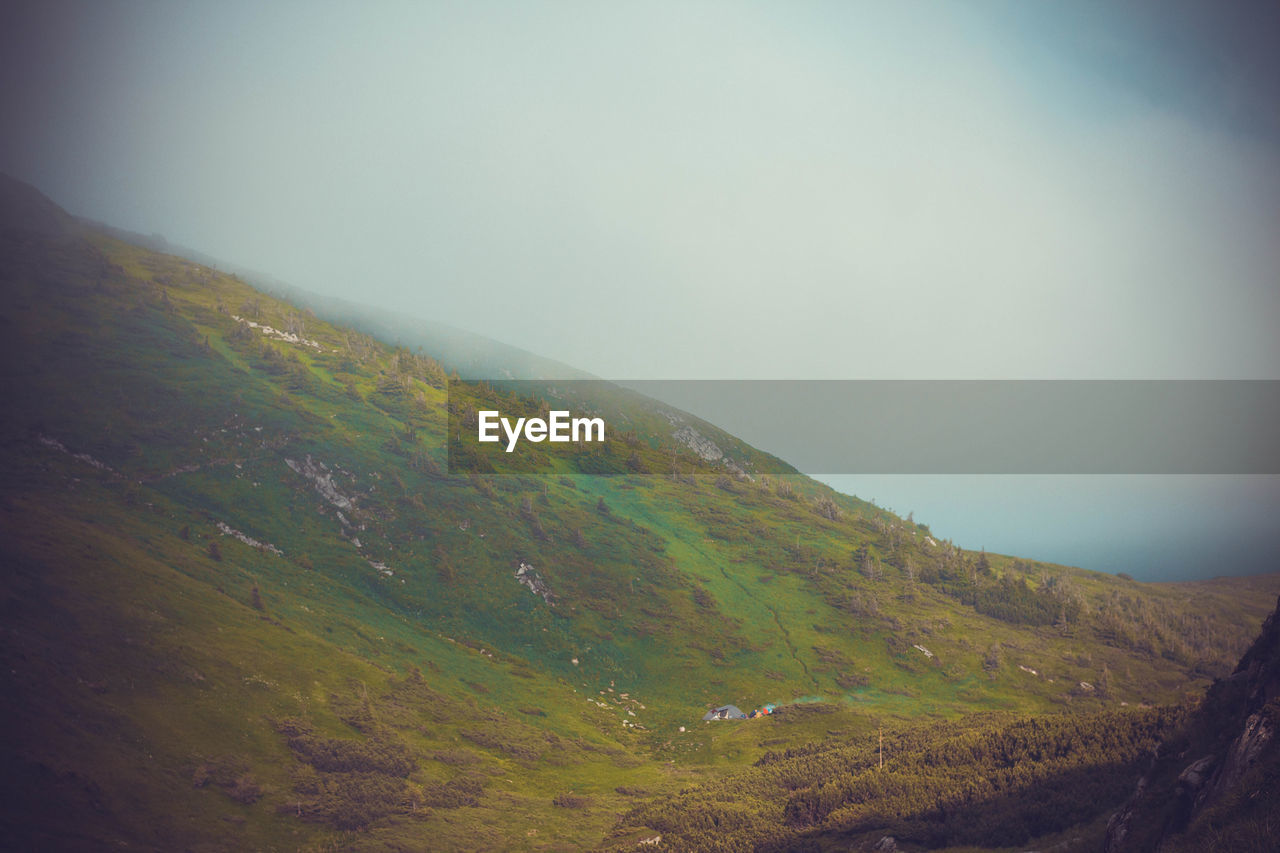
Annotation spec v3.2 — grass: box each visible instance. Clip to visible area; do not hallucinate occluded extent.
[0,215,1277,849]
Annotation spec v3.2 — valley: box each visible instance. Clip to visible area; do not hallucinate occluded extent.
[1,176,1277,851]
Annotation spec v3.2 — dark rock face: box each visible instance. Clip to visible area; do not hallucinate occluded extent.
[1105,595,1280,852]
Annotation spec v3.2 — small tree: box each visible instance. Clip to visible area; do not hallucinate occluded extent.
[815,497,840,521]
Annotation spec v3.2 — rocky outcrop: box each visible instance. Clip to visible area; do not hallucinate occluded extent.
[1105,595,1280,852]
[670,424,752,479]
[216,521,283,556]
[1201,709,1273,804]
[36,433,116,474]
[671,426,723,463]
[515,561,554,605]
[367,559,395,578]
[232,315,325,351]
[285,455,355,511]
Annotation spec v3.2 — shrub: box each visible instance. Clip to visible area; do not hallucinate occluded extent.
[553,793,590,809]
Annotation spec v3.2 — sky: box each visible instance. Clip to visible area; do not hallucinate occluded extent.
[3,1,1278,580]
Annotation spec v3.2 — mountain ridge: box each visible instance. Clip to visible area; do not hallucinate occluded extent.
[2,173,1277,850]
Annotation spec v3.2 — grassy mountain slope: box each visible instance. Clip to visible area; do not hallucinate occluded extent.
[82,216,599,383]
[2,175,1277,849]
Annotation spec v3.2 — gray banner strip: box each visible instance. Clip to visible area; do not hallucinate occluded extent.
[613,380,1280,474]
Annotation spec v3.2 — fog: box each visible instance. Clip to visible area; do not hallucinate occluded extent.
[3,0,1278,579]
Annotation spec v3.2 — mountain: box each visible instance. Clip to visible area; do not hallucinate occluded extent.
[1,174,1277,850]
[1104,594,1280,852]
[79,216,596,382]
[80,219,788,478]
[0,172,74,236]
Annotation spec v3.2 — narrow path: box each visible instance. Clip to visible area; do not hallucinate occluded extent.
[761,598,818,690]
[702,554,818,691]
[612,487,821,692]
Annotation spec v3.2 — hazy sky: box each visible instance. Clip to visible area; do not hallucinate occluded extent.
[3,1,1278,579]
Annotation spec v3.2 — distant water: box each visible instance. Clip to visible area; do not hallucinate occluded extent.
[814,474,1280,582]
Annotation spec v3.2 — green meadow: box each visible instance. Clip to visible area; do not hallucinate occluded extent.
[2,197,1277,850]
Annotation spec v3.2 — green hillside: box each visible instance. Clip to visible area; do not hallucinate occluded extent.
[2,175,1277,850]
